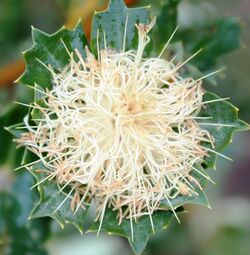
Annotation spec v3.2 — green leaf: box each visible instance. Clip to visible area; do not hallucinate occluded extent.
[190,17,242,70]
[5,123,24,139]
[89,208,183,255]
[0,105,26,167]
[91,0,151,54]
[30,84,47,124]
[0,159,50,255]
[160,165,210,210]
[1,109,49,255]
[6,2,249,255]
[0,192,49,255]
[199,92,249,169]
[28,160,89,233]
[18,22,88,89]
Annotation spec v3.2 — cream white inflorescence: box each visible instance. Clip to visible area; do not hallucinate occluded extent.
[18,18,214,229]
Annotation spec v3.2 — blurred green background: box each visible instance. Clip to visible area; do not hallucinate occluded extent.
[0,0,249,255]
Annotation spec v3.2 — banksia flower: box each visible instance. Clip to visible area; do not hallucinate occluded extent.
[16,17,216,226]
[10,0,248,252]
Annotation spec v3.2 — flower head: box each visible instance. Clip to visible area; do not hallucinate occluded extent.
[17,19,214,226]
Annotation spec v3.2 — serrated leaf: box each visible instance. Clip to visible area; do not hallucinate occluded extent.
[160,165,210,210]
[90,208,183,255]
[199,92,249,169]
[91,0,151,54]
[5,123,24,139]
[6,115,31,142]
[0,105,26,167]
[19,22,88,89]
[28,160,88,233]
[162,189,209,210]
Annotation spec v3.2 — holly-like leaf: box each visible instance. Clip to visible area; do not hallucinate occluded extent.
[0,105,50,255]
[0,105,26,167]
[18,21,88,89]
[5,15,90,238]
[5,122,24,140]
[160,165,210,210]
[199,92,249,169]
[28,160,89,233]
[91,0,151,54]
[89,208,183,255]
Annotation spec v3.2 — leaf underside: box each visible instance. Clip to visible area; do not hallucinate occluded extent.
[8,0,249,254]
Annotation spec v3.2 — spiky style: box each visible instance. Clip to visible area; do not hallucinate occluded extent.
[17,19,215,229]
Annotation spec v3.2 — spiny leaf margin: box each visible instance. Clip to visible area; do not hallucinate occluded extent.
[200,92,249,169]
[17,21,88,90]
[89,207,185,255]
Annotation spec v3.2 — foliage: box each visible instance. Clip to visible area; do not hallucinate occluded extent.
[2,0,249,254]
[0,106,51,255]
